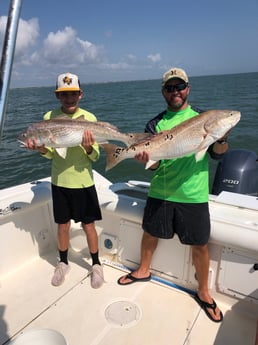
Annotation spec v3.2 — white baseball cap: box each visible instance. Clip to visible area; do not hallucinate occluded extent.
[55,72,81,92]
[162,67,188,86]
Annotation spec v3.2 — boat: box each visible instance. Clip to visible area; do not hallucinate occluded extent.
[0,2,258,344]
[1,162,258,344]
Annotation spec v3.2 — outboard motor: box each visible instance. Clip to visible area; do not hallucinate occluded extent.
[212,149,258,196]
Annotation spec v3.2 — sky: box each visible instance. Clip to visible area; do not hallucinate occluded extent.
[1,0,258,88]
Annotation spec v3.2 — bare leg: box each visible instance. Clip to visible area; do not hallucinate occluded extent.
[57,221,99,254]
[57,221,71,251]
[192,244,222,321]
[118,231,158,284]
[82,222,99,254]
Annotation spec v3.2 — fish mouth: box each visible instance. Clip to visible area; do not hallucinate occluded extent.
[17,139,26,147]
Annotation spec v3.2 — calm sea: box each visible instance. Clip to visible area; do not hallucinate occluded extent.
[1,72,258,190]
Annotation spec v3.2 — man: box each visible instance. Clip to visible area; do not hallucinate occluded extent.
[25,72,104,289]
[118,67,227,322]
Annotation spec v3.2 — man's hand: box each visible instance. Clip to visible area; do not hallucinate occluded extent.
[134,151,150,164]
[135,151,160,170]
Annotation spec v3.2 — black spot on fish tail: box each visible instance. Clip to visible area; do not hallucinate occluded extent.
[164,134,173,141]
[113,147,125,158]
[115,147,123,154]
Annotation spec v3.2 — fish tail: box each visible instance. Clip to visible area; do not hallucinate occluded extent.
[100,143,124,171]
[127,132,152,146]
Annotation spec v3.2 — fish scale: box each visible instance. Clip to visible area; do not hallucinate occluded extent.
[101,109,241,171]
[17,115,151,158]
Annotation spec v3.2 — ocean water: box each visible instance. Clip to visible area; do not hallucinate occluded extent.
[1,72,258,191]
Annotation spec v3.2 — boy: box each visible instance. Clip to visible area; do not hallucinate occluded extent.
[26,72,104,288]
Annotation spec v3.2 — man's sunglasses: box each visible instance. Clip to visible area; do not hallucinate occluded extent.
[163,83,188,93]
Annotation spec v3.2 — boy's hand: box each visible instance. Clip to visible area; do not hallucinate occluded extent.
[25,138,47,154]
[82,130,95,154]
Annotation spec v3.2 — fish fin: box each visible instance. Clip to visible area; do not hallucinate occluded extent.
[199,135,216,149]
[53,114,89,122]
[195,148,208,161]
[51,114,72,121]
[100,143,124,171]
[55,147,67,159]
[127,132,153,146]
[145,159,158,170]
[97,121,119,131]
[53,115,118,131]
[195,134,217,161]
[96,140,109,144]
[75,118,120,131]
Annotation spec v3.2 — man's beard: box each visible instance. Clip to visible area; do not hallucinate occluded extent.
[167,96,187,111]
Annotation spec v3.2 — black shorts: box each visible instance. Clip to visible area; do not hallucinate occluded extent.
[51,184,102,224]
[142,197,210,245]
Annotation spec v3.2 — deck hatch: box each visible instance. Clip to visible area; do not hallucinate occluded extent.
[104,300,142,327]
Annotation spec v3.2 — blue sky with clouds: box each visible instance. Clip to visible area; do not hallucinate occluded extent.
[1,0,258,88]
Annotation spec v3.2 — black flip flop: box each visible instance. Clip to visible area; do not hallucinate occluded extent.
[194,293,223,323]
[117,272,151,285]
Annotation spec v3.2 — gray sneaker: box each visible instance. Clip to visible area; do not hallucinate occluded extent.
[51,262,70,286]
[91,264,104,289]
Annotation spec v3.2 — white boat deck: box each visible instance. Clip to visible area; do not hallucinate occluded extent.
[1,174,258,344]
[1,250,256,345]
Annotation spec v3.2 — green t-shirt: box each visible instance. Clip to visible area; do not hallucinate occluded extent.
[148,106,209,203]
[43,108,100,188]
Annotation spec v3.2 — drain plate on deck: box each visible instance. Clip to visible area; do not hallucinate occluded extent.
[105,300,142,328]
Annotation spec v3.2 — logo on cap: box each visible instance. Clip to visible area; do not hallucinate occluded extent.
[170,69,178,76]
[63,76,73,85]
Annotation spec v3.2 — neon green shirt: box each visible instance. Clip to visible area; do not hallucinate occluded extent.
[148,106,209,203]
[43,108,100,188]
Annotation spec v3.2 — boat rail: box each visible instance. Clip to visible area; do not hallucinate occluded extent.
[0,0,22,140]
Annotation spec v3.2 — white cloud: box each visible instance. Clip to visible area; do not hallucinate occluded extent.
[147,53,161,63]
[17,18,39,52]
[102,62,130,70]
[126,54,137,61]
[1,16,161,87]
[31,26,104,67]
[0,16,39,62]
